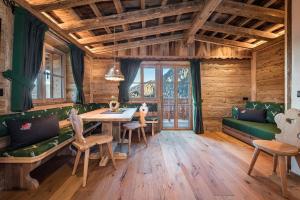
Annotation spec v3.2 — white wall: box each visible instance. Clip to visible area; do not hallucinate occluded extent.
[291,0,300,109]
[290,0,300,175]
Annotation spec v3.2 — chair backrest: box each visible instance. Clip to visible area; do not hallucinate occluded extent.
[139,103,148,126]
[69,108,86,144]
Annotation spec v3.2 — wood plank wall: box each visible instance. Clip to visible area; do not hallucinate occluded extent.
[255,40,285,103]
[201,59,251,131]
[0,2,14,115]
[104,41,252,59]
[91,58,251,131]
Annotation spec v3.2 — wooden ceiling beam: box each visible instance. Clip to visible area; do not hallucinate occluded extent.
[78,21,192,45]
[185,0,223,44]
[113,0,129,31]
[92,34,184,54]
[14,0,92,56]
[195,35,255,49]
[59,1,203,33]
[215,0,285,24]
[89,3,111,34]
[202,21,279,41]
[33,0,110,12]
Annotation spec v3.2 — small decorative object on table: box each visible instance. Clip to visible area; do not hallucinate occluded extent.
[109,96,120,112]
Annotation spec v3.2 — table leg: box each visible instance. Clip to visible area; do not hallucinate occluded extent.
[100,122,127,165]
[279,156,288,197]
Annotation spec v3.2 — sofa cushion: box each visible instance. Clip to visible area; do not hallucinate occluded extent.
[222,118,279,140]
[7,116,60,149]
[245,101,284,124]
[0,127,74,157]
[238,109,267,123]
[232,106,240,119]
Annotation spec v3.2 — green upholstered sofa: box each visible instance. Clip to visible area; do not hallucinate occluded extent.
[222,101,284,145]
[0,103,107,190]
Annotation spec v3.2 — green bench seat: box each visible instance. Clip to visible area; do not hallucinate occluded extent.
[222,118,279,140]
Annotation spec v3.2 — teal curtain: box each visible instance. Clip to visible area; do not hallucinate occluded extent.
[118,59,142,103]
[190,59,204,134]
[69,44,85,104]
[2,7,48,112]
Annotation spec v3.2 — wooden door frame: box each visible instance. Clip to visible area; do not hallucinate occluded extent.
[159,64,192,130]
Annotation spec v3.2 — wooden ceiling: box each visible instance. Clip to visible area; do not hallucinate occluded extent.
[18,0,285,56]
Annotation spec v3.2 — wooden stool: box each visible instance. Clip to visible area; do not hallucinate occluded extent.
[69,109,116,187]
[122,103,148,155]
[248,140,299,197]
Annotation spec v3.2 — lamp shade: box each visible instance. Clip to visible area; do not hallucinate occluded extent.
[105,64,124,81]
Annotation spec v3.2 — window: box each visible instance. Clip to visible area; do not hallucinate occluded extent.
[129,66,157,99]
[32,44,66,100]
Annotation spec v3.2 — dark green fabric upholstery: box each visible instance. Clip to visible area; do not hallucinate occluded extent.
[118,59,142,103]
[0,103,107,157]
[120,103,158,112]
[190,59,204,134]
[2,7,48,112]
[0,126,74,157]
[132,116,159,122]
[223,118,279,140]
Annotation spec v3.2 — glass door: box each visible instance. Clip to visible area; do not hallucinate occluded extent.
[162,66,192,129]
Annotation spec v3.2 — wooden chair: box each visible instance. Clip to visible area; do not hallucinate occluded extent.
[248,140,299,197]
[69,109,116,187]
[122,103,148,155]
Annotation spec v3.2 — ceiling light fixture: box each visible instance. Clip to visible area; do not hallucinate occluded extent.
[105,26,124,81]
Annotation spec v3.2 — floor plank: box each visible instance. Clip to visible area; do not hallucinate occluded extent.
[1,131,300,200]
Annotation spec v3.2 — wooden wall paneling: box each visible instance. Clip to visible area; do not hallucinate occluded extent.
[201,59,251,131]
[92,59,119,103]
[251,51,257,101]
[0,2,14,115]
[255,40,285,103]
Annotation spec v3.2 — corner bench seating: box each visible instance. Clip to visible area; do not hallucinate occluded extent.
[222,101,284,145]
[0,103,107,190]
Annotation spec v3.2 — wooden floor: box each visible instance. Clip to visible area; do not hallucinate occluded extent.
[1,131,300,200]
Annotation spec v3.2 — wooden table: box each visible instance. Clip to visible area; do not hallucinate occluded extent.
[248,140,299,197]
[80,108,137,164]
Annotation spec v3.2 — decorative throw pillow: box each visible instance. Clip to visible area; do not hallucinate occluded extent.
[238,109,267,123]
[232,106,240,119]
[262,102,284,123]
[245,101,264,110]
[7,116,60,149]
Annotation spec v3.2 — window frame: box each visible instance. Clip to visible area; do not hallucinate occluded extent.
[129,64,158,102]
[33,43,67,104]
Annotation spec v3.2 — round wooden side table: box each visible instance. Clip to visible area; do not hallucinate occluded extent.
[247,140,299,197]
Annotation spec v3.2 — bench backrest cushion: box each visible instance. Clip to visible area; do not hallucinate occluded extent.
[120,103,158,112]
[245,101,284,124]
[0,103,108,138]
[7,116,60,149]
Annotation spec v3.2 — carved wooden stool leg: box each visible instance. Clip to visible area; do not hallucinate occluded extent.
[279,156,288,197]
[151,123,155,136]
[72,150,82,175]
[272,154,278,174]
[141,127,147,147]
[82,149,90,187]
[138,128,141,142]
[248,147,260,175]
[128,130,132,155]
